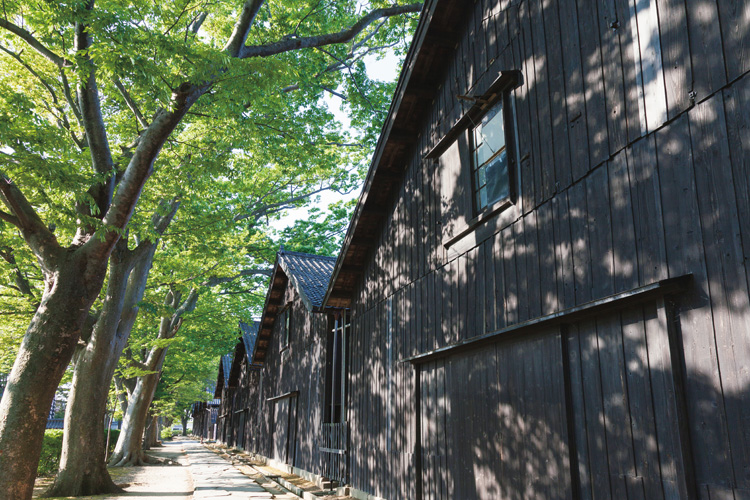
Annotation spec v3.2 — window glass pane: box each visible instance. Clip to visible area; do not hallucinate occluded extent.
[475,140,492,167]
[486,149,509,205]
[471,99,510,213]
[476,104,505,166]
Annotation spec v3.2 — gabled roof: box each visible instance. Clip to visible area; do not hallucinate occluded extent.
[228,321,262,386]
[279,251,337,311]
[239,321,260,364]
[213,354,233,398]
[323,0,477,308]
[252,250,336,364]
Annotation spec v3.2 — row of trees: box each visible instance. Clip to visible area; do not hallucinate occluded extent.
[0,1,421,499]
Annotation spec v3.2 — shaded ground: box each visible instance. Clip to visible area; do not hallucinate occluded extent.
[33,439,192,500]
[31,437,353,499]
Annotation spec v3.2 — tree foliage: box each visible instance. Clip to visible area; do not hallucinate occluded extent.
[0,0,417,365]
[0,1,420,496]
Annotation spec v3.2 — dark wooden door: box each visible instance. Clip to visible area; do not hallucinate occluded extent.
[236,410,245,450]
[274,398,289,462]
[273,395,299,465]
[287,394,298,465]
[564,303,692,500]
[420,328,571,499]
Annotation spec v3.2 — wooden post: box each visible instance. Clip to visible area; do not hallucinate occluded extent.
[332,313,340,423]
[341,309,347,423]
[414,364,423,500]
[661,297,699,500]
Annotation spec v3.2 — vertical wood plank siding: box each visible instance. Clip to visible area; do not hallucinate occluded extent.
[341,0,750,498]
[231,284,328,475]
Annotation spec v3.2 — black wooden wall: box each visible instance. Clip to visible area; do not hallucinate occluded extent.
[250,281,329,475]
[344,0,750,498]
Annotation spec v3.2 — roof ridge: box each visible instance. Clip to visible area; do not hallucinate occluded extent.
[280,249,338,260]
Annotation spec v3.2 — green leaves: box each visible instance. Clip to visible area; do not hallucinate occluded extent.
[0,0,419,405]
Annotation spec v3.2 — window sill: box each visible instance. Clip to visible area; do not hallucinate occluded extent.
[426,71,521,160]
[443,197,513,250]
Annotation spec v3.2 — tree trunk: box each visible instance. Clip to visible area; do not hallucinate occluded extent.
[45,241,161,494]
[43,244,137,496]
[143,413,160,448]
[108,352,166,467]
[42,350,121,496]
[181,415,189,436]
[109,287,197,466]
[0,252,108,500]
[43,204,176,496]
[114,375,132,415]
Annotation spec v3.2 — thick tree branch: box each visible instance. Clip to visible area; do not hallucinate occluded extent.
[126,357,151,374]
[129,198,180,263]
[88,82,208,258]
[0,18,73,67]
[224,0,266,57]
[75,0,116,219]
[0,173,60,263]
[140,287,199,372]
[113,77,149,129]
[238,3,422,59]
[188,11,208,35]
[151,198,181,235]
[0,208,19,227]
[173,288,199,319]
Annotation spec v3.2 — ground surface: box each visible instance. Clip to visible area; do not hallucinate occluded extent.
[32,437,283,499]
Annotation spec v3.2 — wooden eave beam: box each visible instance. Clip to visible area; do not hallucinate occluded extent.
[422,31,459,48]
[339,265,362,276]
[405,83,437,99]
[350,235,376,247]
[328,290,354,301]
[402,275,692,364]
[387,128,417,143]
[322,0,449,310]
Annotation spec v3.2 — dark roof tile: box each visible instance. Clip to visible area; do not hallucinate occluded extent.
[239,321,260,363]
[221,354,232,383]
[279,251,336,309]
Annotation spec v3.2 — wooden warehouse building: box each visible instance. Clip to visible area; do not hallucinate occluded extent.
[213,250,348,482]
[214,0,750,497]
[212,321,261,446]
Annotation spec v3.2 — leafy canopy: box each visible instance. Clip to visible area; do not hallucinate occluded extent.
[0,0,420,373]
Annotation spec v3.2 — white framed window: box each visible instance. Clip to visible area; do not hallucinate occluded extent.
[470,99,511,214]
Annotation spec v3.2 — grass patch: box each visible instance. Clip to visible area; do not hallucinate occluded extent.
[37,428,122,477]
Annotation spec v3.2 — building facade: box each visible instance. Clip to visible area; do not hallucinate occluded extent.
[214,251,348,482]
[322,0,750,498]
[213,0,750,497]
